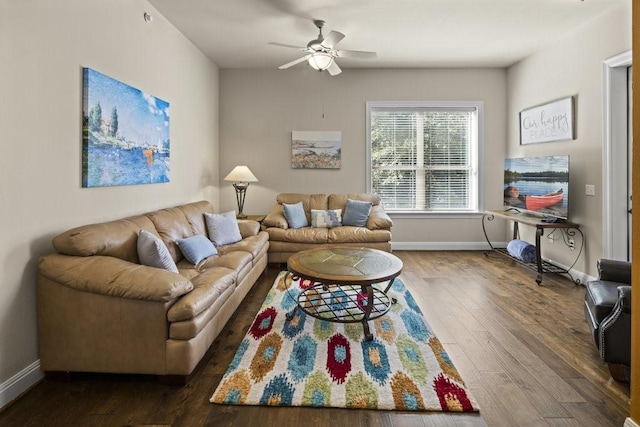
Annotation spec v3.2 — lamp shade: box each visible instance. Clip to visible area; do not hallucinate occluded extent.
[308,52,334,71]
[224,166,258,183]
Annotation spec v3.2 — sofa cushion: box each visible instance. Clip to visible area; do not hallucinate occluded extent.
[176,234,218,265]
[267,226,329,244]
[137,230,179,272]
[327,193,381,210]
[39,253,192,302]
[342,199,373,227]
[311,209,342,228]
[328,226,392,244]
[216,231,270,261]
[277,193,329,211]
[283,202,309,229]
[238,219,261,238]
[52,215,156,262]
[167,267,236,322]
[178,201,215,236]
[169,284,236,340]
[197,250,253,275]
[205,211,243,246]
[146,206,194,262]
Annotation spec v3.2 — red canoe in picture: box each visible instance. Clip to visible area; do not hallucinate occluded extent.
[524,188,564,211]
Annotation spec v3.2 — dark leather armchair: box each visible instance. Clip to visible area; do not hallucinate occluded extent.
[584,259,631,381]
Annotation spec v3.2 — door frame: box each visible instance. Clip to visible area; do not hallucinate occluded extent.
[602,49,632,260]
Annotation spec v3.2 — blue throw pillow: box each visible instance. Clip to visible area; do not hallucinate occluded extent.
[342,199,372,227]
[283,202,309,229]
[205,211,243,246]
[506,239,537,263]
[137,229,179,272]
[177,234,218,265]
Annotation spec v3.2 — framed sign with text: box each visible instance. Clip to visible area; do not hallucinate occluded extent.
[519,96,575,145]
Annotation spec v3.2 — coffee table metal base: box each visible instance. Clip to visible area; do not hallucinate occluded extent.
[284,272,395,341]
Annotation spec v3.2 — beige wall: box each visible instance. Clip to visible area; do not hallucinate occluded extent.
[0,0,219,402]
[219,68,508,246]
[506,1,631,277]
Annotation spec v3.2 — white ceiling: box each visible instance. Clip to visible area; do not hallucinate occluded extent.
[148,0,627,69]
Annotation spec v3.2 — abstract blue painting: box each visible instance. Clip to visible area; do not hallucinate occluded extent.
[82,68,170,187]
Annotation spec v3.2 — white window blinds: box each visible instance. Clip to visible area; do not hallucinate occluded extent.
[368,103,481,212]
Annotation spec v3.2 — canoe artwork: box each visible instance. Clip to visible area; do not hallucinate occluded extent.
[505,187,564,211]
[503,156,569,220]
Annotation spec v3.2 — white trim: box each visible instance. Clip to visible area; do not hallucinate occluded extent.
[392,241,498,251]
[602,50,632,259]
[0,360,43,410]
[541,256,595,285]
[624,418,640,427]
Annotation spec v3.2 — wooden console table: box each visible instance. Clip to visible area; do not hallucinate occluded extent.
[482,209,583,285]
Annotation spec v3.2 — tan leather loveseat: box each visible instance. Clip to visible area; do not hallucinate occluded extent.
[263,193,392,263]
[37,201,268,383]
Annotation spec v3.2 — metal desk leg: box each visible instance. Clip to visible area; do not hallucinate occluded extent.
[535,227,543,285]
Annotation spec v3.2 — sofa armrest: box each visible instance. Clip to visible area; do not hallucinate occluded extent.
[366,205,393,230]
[597,259,631,284]
[237,219,260,238]
[263,204,289,229]
[616,285,632,314]
[38,253,193,302]
[599,285,632,365]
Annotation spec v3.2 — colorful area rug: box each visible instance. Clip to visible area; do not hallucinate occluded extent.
[210,272,479,412]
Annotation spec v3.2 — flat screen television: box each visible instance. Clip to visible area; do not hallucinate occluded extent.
[503,155,569,220]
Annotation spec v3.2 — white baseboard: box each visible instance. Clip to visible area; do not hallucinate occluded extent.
[392,241,497,251]
[541,256,595,285]
[625,418,640,427]
[0,360,43,410]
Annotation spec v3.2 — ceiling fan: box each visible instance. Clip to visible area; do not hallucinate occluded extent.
[269,20,377,76]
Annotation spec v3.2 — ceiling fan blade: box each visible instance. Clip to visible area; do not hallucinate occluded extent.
[327,61,342,76]
[269,42,307,50]
[335,49,377,59]
[278,55,311,69]
[321,30,345,49]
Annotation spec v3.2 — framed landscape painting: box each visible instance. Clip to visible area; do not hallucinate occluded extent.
[82,68,170,187]
[291,131,341,169]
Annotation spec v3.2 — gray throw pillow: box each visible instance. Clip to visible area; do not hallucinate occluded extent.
[205,211,243,246]
[311,209,342,228]
[283,202,308,229]
[342,199,372,227]
[137,229,179,272]
[177,234,218,265]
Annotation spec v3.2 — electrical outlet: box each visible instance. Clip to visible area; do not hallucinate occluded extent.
[547,234,554,243]
[585,185,596,196]
[568,238,575,251]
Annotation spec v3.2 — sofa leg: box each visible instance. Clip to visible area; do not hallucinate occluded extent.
[158,374,189,386]
[607,363,630,382]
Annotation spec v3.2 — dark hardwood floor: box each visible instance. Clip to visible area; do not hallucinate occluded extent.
[0,251,630,426]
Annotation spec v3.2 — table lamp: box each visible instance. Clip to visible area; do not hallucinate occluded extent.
[224,166,258,219]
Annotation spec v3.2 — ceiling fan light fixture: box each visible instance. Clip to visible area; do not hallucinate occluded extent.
[308,52,334,71]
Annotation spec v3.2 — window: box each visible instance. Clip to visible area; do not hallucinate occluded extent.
[367,101,483,214]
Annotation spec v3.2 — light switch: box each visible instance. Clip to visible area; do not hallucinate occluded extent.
[585,184,596,196]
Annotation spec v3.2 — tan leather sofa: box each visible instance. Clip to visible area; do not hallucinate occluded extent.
[37,201,268,383]
[263,193,393,263]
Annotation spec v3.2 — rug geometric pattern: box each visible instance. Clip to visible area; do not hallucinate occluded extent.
[211,271,479,412]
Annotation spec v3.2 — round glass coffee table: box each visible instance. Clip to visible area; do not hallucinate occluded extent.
[285,246,403,341]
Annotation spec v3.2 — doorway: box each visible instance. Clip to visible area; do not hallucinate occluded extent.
[603,50,632,261]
